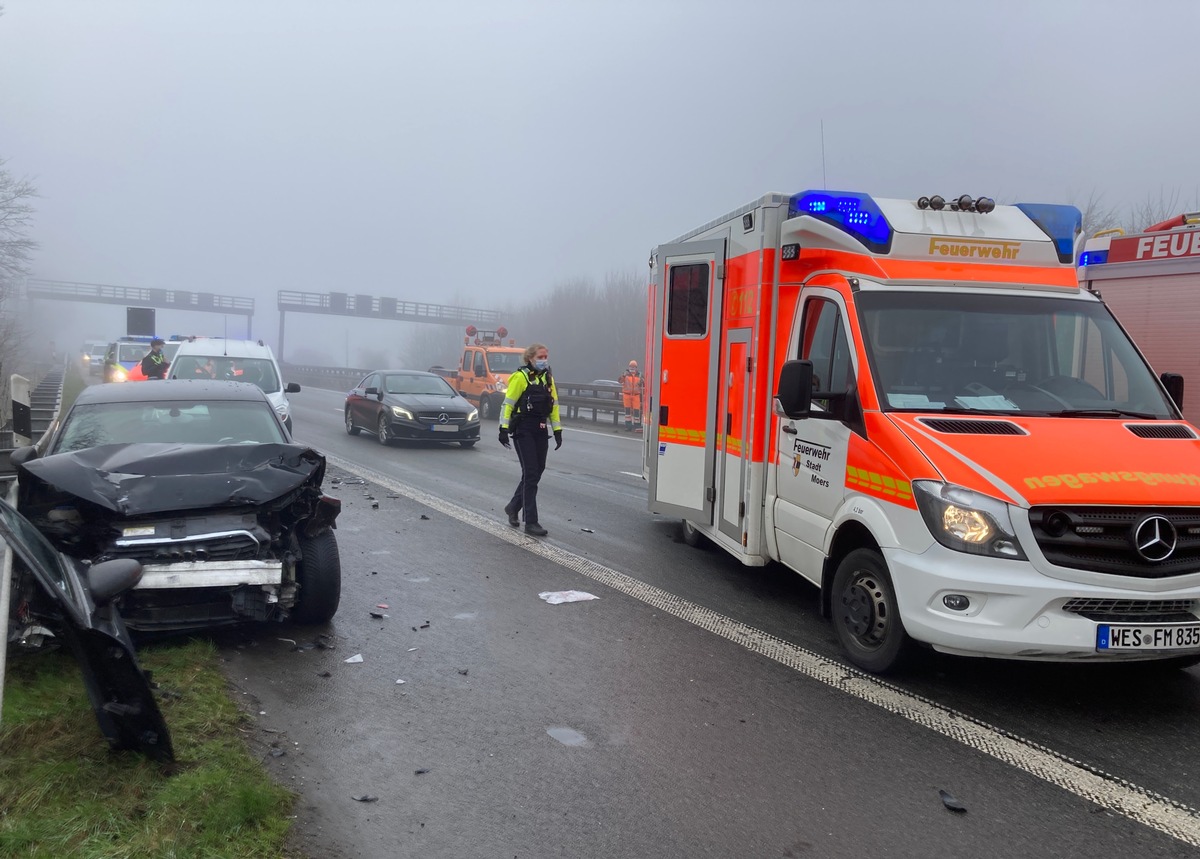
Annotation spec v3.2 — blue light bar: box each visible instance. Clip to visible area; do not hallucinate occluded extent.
[1078,250,1108,267]
[1015,203,1082,265]
[788,190,894,253]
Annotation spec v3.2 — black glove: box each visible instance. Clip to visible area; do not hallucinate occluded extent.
[553,430,562,450]
[499,428,510,448]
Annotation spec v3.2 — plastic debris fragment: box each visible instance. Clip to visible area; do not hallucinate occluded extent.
[344,654,364,664]
[938,789,967,813]
[538,590,599,605]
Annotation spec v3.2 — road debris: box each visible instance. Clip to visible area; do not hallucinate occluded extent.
[419,621,431,629]
[396,678,406,684]
[414,768,431,776]
[377,604,389,609]
[369,611,388,619]
[344,654,364,664]
[371,501,379,509]
[277,637,297,647]
[317,671,331,678]
[352,794,379,803]
[457,668,469,676]
[419,514,430,520]
[270,748,286,758]
[315,634,335,650]
[407,647,419,652]
[581,528,595,533]
[538,590,599,605]
[938,789,967,813]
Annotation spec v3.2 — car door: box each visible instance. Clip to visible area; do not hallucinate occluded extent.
[0,498,174,761]
[351,373,376,425]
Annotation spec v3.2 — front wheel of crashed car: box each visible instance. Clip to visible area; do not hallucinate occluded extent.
[291,529,342,624]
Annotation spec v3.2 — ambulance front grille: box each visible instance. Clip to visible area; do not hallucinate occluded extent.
[1029,506,1200,579]
[1061,598,1198,623]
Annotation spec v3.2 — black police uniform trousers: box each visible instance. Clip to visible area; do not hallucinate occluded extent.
[508,425,549,525]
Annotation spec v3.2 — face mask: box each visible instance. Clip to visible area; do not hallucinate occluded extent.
[533,359,549,371]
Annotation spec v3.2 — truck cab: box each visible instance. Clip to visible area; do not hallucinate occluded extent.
[434,327,525,420]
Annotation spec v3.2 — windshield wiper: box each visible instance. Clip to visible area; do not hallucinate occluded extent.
[1050,408,1160,419]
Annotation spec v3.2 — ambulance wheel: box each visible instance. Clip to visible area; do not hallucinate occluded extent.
[832,549,912,674]
[292,530,342,624]
[345,410,360,435]
[681,519,706,548]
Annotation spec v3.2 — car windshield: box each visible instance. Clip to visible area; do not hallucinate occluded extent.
[486,351,523,373]
[170,356,280,393]
[53,400,289,452]
[857,291,1176,417]
[117,343,149,362]
[384,374,456,396]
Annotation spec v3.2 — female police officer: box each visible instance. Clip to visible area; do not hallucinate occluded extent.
[498,342,562,537]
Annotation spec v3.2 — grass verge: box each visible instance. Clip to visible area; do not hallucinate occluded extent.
[0,638,296,858]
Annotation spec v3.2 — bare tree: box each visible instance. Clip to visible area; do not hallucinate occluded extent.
[1124,187,1186,234]
[1069,188,1123,239]
[0,157,38,427]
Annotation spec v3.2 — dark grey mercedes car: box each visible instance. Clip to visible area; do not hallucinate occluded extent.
[344,369,481,448]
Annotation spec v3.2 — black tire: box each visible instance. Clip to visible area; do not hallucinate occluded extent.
[292,529,341,624]
[831,548,912,673]
[481,394,500,421]
[345,410,360,435]
[377,413,391,445]
[681,519,707,548]
[460,440,478,448]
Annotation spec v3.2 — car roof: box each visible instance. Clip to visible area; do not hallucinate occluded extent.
[375,369,441,377]
[73,380,272,405]
[171,339,276,360]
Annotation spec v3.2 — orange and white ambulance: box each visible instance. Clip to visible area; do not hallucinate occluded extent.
[646,190,1200,672]
[1078,213,1200,423]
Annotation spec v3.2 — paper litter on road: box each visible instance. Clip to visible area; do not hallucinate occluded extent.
[538,590,599,605]
[395,678,406,684]
[344,654,364,664]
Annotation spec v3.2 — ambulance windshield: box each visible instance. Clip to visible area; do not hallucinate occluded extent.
[858,291,1176,418]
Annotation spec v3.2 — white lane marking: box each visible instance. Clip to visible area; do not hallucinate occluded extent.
[619,471,643,479]
[325,451,1200,846]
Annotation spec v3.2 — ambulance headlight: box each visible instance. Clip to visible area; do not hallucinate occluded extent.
[913,481,1026,560]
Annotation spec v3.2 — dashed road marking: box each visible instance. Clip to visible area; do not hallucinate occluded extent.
[325,452,1200,847]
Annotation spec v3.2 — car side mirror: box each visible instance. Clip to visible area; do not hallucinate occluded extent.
[88,557,143,606]
[286,382,301,393]
[10,445,39,466]
[774,360,814,419]
[1161,372,1184,412]
[364,386,379,396]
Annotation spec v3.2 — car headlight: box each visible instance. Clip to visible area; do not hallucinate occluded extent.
[391,406,414,420]
[466,408,479,422]
[112,366,127,382]
[912,480,1026,560]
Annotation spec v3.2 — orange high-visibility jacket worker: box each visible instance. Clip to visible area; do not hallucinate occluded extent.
[621,360,643,432]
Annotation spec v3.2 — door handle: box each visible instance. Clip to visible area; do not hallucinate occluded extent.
[782,425,797,434]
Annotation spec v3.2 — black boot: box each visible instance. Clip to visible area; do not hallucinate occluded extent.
[504,503,520,527]
[524,522,548,537]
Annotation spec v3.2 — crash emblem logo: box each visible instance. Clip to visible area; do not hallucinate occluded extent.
[438,413,449,424]
[1133,515,1177,562]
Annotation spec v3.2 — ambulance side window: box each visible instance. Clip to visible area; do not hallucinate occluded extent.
[666,263,709,336]
[799,298,852,397]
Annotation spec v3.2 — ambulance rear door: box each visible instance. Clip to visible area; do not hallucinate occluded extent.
[648,239,726,524]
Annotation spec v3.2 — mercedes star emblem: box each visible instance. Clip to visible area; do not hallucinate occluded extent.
[438,413,449,424]
[1133,515,1177,562]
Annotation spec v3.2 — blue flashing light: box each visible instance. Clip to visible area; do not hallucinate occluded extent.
[1015,203,1082,265]
[788,190,893,253]
[1078,249,1109,267]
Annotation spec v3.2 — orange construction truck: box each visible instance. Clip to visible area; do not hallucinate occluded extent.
[430,326,525,420]
[647,189,1200,673]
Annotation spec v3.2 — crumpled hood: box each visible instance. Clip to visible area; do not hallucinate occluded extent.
[889,414,1200,506]
[18,443,326,516]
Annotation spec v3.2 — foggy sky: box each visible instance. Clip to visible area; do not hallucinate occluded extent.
[3,0,1199,360]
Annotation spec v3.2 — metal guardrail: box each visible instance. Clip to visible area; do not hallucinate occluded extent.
[280,364,631,424]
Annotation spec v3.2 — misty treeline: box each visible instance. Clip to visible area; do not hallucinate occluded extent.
[1073,187,1200,238]
[355,270,648,383]
[0,158,38,423]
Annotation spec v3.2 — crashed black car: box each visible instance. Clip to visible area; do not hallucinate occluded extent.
[12,380,342,633]
[1,496,174,761]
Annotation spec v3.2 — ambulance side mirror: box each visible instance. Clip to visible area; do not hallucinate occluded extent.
[1161,372,1185,412]
[774,360,814,419]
